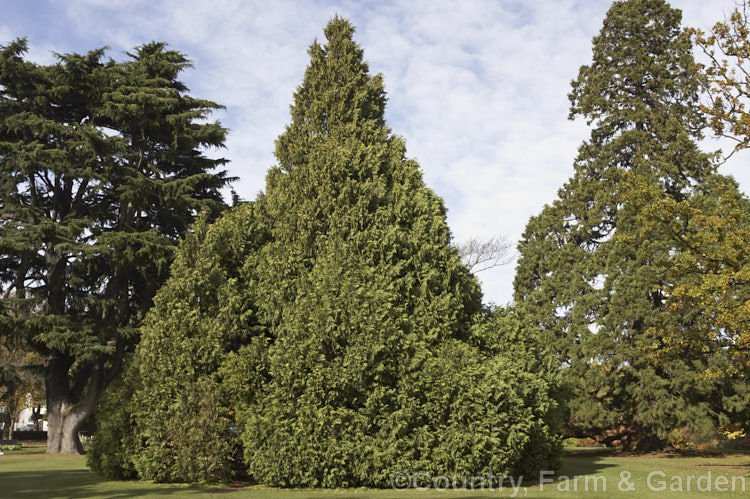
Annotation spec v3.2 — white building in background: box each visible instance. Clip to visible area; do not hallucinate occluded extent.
[14,406,47,432]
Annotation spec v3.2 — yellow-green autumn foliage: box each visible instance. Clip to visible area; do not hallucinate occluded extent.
[626,171,750,430]
[691,1,750,155]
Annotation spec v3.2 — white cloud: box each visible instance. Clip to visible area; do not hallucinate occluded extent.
[3,0,746,304]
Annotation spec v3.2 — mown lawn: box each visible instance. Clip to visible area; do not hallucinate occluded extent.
[1,445,749,498]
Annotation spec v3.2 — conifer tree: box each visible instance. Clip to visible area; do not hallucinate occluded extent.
[239,18,477,486]
[0,40,229,454]
[627,3,750,429]
[629,172,750,432]
[91,17,563,485]
[514,0,720,451]
[686,1,750,377]
[238,17,559,486]
[87,204,270,482]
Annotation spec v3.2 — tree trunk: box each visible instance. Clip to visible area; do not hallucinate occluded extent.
[564,422,667,452]
[46,399,86,454]
[32,406,42,431]
[45,357,104,455]
[621,431,667,453]
[4,392,19,440]
[1,407,11,440]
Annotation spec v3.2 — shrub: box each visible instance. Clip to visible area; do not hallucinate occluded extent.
[87,366,140,480]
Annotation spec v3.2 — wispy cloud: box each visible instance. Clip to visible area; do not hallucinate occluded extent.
[3,0,746,304]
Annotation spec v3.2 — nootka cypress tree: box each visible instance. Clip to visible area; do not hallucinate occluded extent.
[92,17,564,485]
[87,204,270,482]
[239,17,559,486]
[514,0,721,451]
[239,17,486,485]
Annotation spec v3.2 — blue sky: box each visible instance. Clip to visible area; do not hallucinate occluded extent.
[2,0,746,305]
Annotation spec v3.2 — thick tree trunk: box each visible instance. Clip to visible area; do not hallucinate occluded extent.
[45,357,104,455]
[621,431,667,453]
[46,400,86,454]
[564,423,667,452]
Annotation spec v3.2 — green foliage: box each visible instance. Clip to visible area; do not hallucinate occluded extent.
[391,309,563,480]
[628,173,750,363]
[130,377,235,484]
[238,18,548,487]
[93,17,563,486]
[86,366,139,480]
[90,204,268,482]
[622,2,750,433]
[239,306,562,488]
[514,0,724,451]
[0,38,231,453]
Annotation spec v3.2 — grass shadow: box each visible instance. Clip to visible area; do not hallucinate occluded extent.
[554,448,618,479]
[0,469,216,498]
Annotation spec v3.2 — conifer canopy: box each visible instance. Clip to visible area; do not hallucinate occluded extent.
[514,0,737,451]
[89,17,563,486]
[0,39,230,454]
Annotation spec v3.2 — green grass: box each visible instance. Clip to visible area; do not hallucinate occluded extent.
[0,445,749,498]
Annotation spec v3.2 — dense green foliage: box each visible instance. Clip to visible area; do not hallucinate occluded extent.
[89,17,563,486]
[627,172,750,432]
[88,204,268,481]
[86,370,140,480]
[0,39,231,453]
[513,0,740,451]
[240,18,483,487]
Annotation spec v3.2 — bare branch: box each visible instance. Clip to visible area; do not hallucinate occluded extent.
[455,235,515,273]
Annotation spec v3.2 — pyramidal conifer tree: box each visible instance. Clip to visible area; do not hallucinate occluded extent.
[239,17,561,486]
[241,17,485,485]
[90,17,563,486]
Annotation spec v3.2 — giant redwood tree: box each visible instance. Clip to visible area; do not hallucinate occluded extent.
[0,39,230,454]
[514,0,725,451]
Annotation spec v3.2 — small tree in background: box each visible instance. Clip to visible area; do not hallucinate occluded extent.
[0,334,43,439]
[456,235,514,273]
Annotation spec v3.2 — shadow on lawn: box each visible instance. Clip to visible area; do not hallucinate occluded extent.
[554,448,618,481]
[0,469,215,498]
[0,450,625,498]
